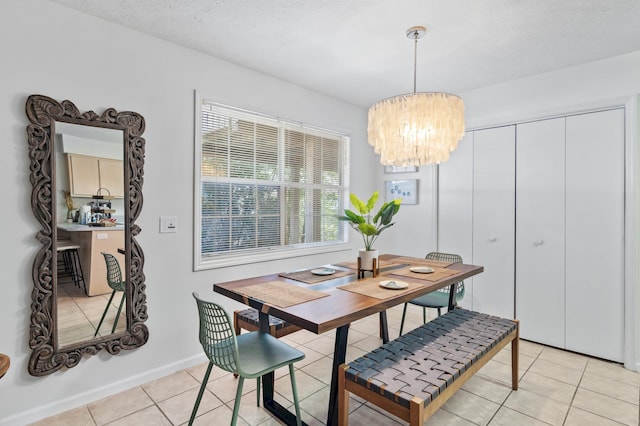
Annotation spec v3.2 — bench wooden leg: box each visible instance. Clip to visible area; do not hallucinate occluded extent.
[338,364,349,426]
[511,320,520,390]
[409,397,424,426]
[233,311,241,336]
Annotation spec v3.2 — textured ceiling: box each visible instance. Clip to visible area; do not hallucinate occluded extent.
[49,0,640,108]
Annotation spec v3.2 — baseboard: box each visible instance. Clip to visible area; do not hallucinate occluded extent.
[0,353,207,426]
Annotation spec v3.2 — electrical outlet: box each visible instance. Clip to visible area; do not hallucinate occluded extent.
[159,216,177,233]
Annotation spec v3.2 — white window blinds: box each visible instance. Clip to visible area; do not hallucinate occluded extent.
[195,98,350,269]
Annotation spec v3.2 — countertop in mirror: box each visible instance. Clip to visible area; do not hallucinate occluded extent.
[57,223,125,232]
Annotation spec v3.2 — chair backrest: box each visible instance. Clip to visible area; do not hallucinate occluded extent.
[425,252,465,298]
[192,292,240,374]
[101,252,126,292]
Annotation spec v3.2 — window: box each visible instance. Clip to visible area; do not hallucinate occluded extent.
[194,96,350,269]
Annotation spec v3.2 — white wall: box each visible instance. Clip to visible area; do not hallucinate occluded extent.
[0,1,374,424]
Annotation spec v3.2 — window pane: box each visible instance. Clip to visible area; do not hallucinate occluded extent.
[202,217,230,254]
[230,120,256,179]
[231,217,256,250]
[284,129,305,183]
[232,184,256,215]
[285,187,305,244]
[257,185,279,215]
[258,216,280,247]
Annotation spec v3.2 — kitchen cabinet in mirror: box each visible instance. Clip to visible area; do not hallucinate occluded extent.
[26,94,148,376]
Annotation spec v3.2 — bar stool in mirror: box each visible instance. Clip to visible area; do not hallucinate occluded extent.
[56,239,86,294]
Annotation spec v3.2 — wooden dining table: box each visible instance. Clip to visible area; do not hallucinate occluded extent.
[213,253,484,426]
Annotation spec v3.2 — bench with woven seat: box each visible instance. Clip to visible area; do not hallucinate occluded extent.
[338,308,519,425]
[233,308,301,339]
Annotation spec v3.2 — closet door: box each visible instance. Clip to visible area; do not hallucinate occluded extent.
[516,118,566,347]
[472,126,515,318]
[438,132,474,309]
[565,109,624,361]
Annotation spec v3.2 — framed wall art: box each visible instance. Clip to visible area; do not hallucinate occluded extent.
[385,179,418,205]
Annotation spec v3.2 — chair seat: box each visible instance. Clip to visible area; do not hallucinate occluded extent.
[407,291,450,308]
[236,332,305,378]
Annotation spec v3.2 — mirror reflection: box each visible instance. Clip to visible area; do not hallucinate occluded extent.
[54,122,127,347]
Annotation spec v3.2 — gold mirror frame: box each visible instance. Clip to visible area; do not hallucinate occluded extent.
[26,94,148,376]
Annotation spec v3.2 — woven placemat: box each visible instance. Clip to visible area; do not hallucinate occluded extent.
[337,279,424,300]
[391,257,454,268]
[279,268,354,284]
[388,266,459,282]
[238,281,329,307]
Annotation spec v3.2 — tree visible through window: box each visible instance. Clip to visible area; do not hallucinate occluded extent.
[195,98,350,269]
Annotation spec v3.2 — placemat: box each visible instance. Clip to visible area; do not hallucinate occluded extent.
[238,281,329,307]
[279,268,354,284]
[391,257,454,268]
[388,266,459,282]
[337,279,424,300]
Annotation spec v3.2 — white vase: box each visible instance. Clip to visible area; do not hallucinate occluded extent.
[358,248,379,271]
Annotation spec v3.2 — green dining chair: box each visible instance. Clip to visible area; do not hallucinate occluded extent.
[93,252,126,337]
[189,292,305,426]
[399,252,466,336]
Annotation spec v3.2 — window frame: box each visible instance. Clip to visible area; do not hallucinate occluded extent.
[194,93,351,270]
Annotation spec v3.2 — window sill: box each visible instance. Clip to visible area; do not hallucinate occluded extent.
[194,242,351,271]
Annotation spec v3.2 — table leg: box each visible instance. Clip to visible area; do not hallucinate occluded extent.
[447,283,456,311]
[327,323,350,426]
[258,311,308,426]
[379,311,389,343]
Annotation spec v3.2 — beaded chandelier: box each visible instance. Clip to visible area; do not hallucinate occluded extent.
[368,26,465,166]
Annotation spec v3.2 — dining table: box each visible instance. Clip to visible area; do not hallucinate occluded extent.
[213,253,484,426]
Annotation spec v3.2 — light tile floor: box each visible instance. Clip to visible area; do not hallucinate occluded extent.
[32,305,640,425]
[58,281,127,347]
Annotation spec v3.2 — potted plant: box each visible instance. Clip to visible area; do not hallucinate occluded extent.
[338,191,402,270]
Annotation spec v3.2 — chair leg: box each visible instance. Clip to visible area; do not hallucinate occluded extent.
[231,376,245,426]
[256,376,261,407]
[289,364,302,426]
[111,292,126,334]
[188,361,214,425]
[399,303,408,336]
[437,307,442,317]
[94,290,117,337]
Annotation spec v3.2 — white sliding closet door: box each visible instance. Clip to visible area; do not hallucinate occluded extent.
[472,126,515,319]
[516,118,566,347]
[438,132,474,309]
[565,109,624,361]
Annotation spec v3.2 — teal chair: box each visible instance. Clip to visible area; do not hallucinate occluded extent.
[399,252,465,336]
[93,252,126,337]
[189,292,305,426]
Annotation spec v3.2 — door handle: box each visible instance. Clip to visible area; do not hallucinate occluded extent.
[488,236,497,243]
[533,240,544,246]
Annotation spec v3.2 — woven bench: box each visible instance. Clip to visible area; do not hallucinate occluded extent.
[233,308,301,339]
[338,308,519,425]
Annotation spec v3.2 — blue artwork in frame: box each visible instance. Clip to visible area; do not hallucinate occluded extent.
[385,179,418,204]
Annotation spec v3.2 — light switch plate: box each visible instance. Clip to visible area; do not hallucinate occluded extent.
[159,216,177,233]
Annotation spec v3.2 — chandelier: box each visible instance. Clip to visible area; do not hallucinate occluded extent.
[367,26,465,166]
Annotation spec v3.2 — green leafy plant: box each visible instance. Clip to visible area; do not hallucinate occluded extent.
[338,191,402,251]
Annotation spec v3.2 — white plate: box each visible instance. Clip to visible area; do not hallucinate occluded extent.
[379,280,409,290]
[410,266,434,274]
[311,268,336,276]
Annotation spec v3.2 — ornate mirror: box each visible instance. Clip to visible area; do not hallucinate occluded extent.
[26,94,148,376]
